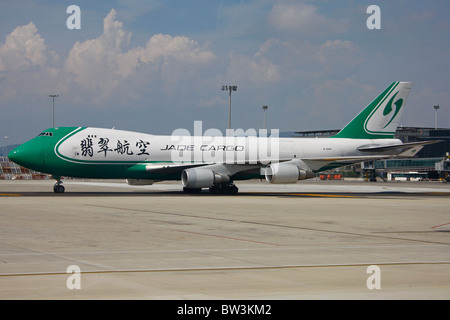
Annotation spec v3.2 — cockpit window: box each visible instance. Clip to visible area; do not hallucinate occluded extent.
[38,132,53,137]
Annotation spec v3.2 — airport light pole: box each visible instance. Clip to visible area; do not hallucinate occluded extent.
[221,85,237,135]
[262,105,268,130]
[3,136,9,158]
[433,105,440,129]
[49,94,59,128]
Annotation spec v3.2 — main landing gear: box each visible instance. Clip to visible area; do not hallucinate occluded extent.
[209,183,239,195]
[53,178,65,193]
[182,183,239,195]
[182,187,202,194]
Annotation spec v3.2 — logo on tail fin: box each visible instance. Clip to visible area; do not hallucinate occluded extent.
[364,82,409,137]
[382,92,403,128]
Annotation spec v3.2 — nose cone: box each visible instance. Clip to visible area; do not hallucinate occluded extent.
[8,141,41,169]
[8,148,19,164]
[8,145,28,167]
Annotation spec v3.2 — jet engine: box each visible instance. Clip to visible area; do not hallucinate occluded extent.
[181,168,230,189]
[265,163,314,184]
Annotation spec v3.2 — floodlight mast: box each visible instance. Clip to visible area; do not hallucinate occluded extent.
[262,105,268,130]
[49,94,59,128]
[433,105,440,130]
[221,85,237,135]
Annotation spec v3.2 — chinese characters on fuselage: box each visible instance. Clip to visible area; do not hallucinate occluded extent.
[80,135,150,157]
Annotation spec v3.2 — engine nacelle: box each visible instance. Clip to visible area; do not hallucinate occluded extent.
[181,168,230,189]
[265,163,314,184]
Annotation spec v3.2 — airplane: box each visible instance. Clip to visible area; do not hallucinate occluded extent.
[8,81,436,194]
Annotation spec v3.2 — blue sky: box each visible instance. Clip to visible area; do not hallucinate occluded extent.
[1,0,449,145]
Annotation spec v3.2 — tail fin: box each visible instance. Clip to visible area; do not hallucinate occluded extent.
[332,81,412,139]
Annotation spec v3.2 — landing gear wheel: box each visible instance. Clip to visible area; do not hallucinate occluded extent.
[228,184,238,195]
[53,179,65,193]
[209,183,239,195]
[183,187,202,194]
[53,185,65,193]
[208,185,220,194]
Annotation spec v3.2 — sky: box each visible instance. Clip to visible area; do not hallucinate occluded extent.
[0,0,449,146]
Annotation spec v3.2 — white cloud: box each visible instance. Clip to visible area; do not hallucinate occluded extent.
[0,22,56,72]
[122,33,216,85]
[140,34,215,65]
[314,39,364,75]
[0,8,219,117]
[226,51,280,85]
[269,3,318,31]
[64,9,216,101]
[63,9,132,101]
[268,2,348,37]
[316,40,357,62]
[251,37,364,85]
[0,21,61,109]
[0,7,360,115]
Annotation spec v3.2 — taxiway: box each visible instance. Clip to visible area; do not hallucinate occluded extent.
[0,179,449,299]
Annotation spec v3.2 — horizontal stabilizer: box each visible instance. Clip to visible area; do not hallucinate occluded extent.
[358,140,441,155]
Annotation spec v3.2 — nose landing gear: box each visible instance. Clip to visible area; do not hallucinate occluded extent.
[53,178,65,193]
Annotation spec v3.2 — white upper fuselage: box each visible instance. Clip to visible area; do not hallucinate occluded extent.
[56,127,401,172]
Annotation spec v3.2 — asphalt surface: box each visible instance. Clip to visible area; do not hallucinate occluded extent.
[0,179,449,299]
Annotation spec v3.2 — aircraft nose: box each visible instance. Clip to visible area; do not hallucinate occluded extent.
[8,146,25,166]
[8,142,38,168]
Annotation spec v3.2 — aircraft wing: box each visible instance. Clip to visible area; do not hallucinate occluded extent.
[144,162,261,177]
[143,162,213,174]
[138,140,440,179]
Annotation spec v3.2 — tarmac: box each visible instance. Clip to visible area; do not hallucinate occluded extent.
[0,179,449,299]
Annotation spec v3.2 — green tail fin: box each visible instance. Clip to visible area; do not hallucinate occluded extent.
[332,81,412,139]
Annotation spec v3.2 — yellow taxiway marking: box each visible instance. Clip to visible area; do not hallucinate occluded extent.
[248,191,357,198]
[0,193,22,196]
[424,192,450,196]
[286,193,356,198]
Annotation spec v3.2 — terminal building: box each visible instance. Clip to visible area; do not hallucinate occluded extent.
[292,127,450,181]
